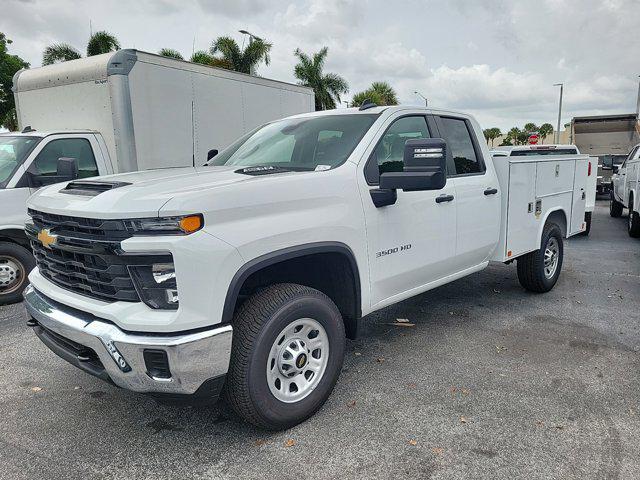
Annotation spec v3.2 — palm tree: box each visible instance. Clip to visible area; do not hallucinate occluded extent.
[42,30,120,65]
[523,122,538,134]
[538,123,554,144]
[209,36,271,74]
[190,50,234,69]
[507,127,522,145]
[483,127,502,147]
[352,81,398,107]
[159,48,184,60]
[293,47,349,111]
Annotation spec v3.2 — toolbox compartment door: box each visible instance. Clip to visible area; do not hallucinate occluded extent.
[505,161,537,258]
[570,158,588,235]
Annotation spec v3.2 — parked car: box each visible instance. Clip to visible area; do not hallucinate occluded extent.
[22,105,589,429]
[0,49,314,305]
[610,144,640,237]
[598,154,627,195]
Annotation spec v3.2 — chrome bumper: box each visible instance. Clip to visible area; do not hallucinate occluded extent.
[24,285,232,396]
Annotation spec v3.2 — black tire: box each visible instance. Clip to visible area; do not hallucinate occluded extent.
[581,211,592,236]
[224,283,345,430]
[629,197,640,238]
[516,223,564,293]
[610,191,623,217]
[0,242,35,305]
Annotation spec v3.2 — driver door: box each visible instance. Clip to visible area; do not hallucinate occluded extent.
[357,113,457,308]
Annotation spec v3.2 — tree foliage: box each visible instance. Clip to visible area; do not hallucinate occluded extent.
[210,36,271,74]
[483,127,502,147]
[351,81,398,107]
[159,48,184,60]
[1,32,29,130]
[86,31,120,57]
[190,50,234,69]
[293,47,348,111]
[538,123,554,144]
[42,43,82,65]
[42,31,120,66]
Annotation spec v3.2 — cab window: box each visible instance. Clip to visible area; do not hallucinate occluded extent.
[438,117,484,175]
[366,116,431,184]
[32,138,99,179]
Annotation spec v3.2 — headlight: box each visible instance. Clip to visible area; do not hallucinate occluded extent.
[124,214,203,235]
[129,262,179,310]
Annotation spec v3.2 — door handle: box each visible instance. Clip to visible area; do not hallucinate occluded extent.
[484,188,498,195]
[436,194,454,203]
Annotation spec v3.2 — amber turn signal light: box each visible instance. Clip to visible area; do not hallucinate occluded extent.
[179,215,203,234]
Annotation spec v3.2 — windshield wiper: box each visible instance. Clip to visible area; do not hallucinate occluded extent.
[235,165,315,176]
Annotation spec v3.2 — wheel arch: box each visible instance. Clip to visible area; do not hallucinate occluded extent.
[0,226,30,250]
[539,208,567,243]
[222,242,362,339]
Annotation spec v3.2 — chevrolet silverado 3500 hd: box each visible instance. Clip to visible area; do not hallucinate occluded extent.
[23,105,589,429]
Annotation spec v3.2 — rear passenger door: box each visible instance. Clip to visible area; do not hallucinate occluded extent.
[434,115,501,269]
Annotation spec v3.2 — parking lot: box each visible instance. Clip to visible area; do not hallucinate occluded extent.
[0,200,638,480]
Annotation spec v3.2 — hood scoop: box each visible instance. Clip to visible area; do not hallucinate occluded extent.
[60,180,131,197]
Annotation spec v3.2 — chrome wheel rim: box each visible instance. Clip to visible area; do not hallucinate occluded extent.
[629,211,633,230]
[0,256,24,294]
[543,237,559,279]
[267,318,329,403]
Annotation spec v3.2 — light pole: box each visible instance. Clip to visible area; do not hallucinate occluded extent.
[553,83,563,144]
[239,30,263,75]
[414,91,428,107]
[636,75,640,118]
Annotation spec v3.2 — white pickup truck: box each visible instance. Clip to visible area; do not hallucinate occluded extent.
[0,50,313,304]
[610,143,640,237]
[23,105,589,429]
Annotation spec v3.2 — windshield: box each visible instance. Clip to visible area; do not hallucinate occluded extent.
[0,136,42,188]
[208,114,379,170]
[511,148,577,157]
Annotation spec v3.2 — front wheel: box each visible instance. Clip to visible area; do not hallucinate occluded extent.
[0,242,35,305]
[224,283,345,430]
[516,223,564,293]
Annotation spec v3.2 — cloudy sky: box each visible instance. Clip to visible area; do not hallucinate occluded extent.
[3,0,639,130]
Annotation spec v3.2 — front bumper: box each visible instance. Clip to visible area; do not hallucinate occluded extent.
[24,285,232,397]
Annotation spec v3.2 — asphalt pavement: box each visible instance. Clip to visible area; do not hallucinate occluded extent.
[1,200,638,480]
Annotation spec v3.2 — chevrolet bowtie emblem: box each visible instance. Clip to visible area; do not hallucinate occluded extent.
[37,228,58,249]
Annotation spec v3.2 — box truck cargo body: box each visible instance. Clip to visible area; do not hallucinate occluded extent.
[12,49,315,172]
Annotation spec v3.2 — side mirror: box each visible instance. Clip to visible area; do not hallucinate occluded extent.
[379,138,447,191]
[56,157,79,181]
[207,149,218,161]
[612,165,619,174]
[27,157,79,187]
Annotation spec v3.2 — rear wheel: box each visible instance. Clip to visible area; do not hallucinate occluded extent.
[224,283,345,430]
[629,197,640,238]
[581,212,592,236]
[517,223,563,293]
[610,191,623,217]
[0,242,35,305]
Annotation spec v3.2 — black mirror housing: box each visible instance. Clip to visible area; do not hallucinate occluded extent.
[379,138,447,191]
[612,165,619,174]
[207,149,219,161]
[57,157,79,180]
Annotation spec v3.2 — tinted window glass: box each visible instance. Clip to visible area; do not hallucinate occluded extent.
[33,138,98,178]
[439,117,483,175]
[0,136,42,187]
[373,116,430,176]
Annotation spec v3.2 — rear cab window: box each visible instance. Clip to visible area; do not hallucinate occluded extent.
[436,116,485,176]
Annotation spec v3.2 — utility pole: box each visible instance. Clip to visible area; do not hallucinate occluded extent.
[414,91,428,107]
[553,83,563,143]
[636,75,640,118]
[239,30,263,76]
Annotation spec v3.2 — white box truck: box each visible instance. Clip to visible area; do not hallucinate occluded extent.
[22,105,588,429]
[0,50,314,304]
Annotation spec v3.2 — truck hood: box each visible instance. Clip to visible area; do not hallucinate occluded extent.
[27,165,299,218]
